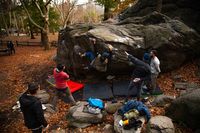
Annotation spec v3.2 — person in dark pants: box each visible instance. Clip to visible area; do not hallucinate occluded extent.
[19,83,48,133]
[125,52,151,101]
[7,41,15,54]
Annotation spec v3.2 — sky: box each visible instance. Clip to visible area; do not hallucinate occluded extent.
[76,0,88,5]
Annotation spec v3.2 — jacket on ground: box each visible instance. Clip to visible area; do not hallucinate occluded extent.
[118,100,151,122]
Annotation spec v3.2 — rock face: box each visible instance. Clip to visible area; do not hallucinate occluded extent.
[119,0,200,33]
[67,102,103,128]
[166,89,200,129]
[57,12,200,77]
[146,115,175,133]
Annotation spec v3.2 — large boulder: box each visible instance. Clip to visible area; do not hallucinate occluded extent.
[119,0,200,33]
[166,89,200,129]
[66,101,103,128]
[146,115,175,133]
[57,12,200,77]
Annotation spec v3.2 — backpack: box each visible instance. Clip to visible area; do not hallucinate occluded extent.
[87,98,104,109]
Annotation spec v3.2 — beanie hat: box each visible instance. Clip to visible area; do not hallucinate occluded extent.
[143,53,150,61]
[28,82,39,91]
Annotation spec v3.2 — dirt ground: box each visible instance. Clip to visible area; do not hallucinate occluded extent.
[0,35,199,132]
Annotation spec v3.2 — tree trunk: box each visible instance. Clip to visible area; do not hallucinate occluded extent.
[42,30,50,50]
[41,3,50,50]
[29,23,35,39]
[13,12,19,36]
[30,29,35,39]
[20,17,25,33]
[103,6,110,21]
[41,29,44,45]
[156,0,162,13]
[1,13,9,35]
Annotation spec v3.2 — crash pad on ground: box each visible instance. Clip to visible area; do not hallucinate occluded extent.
[83,82,113,100]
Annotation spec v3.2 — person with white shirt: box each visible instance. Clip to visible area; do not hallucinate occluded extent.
[150,50,161,93]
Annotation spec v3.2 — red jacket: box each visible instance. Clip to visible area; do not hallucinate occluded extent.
[53,68,69,89]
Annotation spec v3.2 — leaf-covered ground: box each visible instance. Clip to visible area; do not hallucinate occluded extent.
[0,42,199,132]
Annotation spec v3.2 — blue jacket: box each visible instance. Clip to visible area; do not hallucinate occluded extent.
[85,51,95,62]
[119,100,151,122]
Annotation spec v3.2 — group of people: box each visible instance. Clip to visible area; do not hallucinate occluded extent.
[19,64,76,133]
[19,45,160,132]
[126,50,161,101]
[78,44,114,72]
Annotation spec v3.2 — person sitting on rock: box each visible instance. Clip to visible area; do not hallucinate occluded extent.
[125,51,151,101]
[52,64,76,108]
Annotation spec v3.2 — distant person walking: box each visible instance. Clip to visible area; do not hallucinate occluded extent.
[19,83,48,133]
[52,64,76,108]
[7,40,15,54]
[150,50,161,93]
[125,52,151,101]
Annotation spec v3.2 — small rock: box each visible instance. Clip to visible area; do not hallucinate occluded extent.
[103,124,114,133]
[105,102,123,114]
[67,101,103,128]
[50,128,65,133]
[43,104,56,113]
[152,95,175,107]
[179,90,187,96]
[44,112,51,118]
[172,75,183,82]
[114,112,145,133]
[146,116,175,133]
[35,90,50,104]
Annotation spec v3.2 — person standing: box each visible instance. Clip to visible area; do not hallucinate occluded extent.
[125,52,151,101]
[19,83,48,133]
[150,50,161,93]
[52,64,76,107]
[7,40,15,54]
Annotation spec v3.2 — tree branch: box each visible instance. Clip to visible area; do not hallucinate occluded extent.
[53,1,64,24]
[20,0,44,30]
[45,0,52,7]
[33,1,45,18]
[63,0,77,28]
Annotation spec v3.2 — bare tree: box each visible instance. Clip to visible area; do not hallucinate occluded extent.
[53,0,77,28]
[20,0,52,50]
